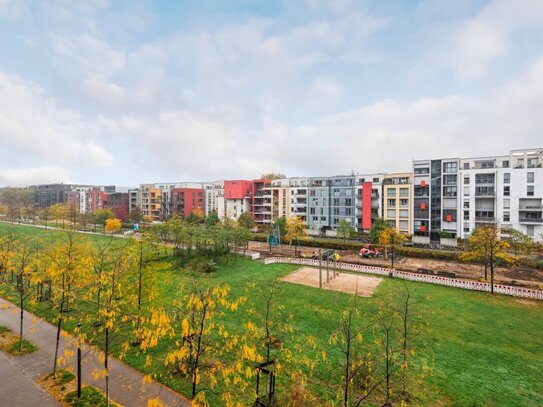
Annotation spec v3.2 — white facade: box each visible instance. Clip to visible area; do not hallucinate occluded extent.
[413,148,543,244]
[204,181,224,216]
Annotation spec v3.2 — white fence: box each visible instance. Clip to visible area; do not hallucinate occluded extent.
[264,257,543,301]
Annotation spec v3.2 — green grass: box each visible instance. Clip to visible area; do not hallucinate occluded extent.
[1,222,543,406]
[0,325,9,334]
[5,338,37,355]
[65,386,115,407]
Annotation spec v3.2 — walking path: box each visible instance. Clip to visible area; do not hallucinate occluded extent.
[0,297,190,407]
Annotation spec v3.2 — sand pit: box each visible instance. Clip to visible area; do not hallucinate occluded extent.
[281,267,382,297]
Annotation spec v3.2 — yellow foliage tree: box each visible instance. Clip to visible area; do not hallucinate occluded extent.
[285,216,306,256]
[378,228,408,268]
[105,218,122,234]
[461,224,517,294]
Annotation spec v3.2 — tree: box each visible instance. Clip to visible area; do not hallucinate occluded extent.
[89,239,114,324]
[337,219,354,242]
[114,206,130,223]
[0,187,34,223]
[274,216,287,238]
[44,232,92,376]
[92,209,114,227]
[50,203,69,228]
[238,212,255,230]
[105,218,122,234]
[462,224,517,294]
[205,210,220,226]
[369,218,390,244]
[141,280,246,403]
[378,228,408,268]
[129,207,143,224]
[260,173,286,180]
[185,207,204,224]
[285,216,306,256]
[504,228,534,256]
[11,238,35,352]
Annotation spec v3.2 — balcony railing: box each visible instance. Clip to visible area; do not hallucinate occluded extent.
[475,217,496,222]
[519,217,543,223]
[519,206,542,210]
[475,190,495,197]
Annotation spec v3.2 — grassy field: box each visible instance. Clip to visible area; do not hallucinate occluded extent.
[0,222,542,406]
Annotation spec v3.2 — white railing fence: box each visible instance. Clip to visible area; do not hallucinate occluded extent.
[264,257,543,301]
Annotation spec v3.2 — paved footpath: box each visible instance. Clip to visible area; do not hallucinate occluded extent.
[0,297,190,407]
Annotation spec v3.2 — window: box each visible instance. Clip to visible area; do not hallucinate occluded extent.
[503,173,510,183]
[464,211,469,220]
[503,212,510,222]
[527,225,535,236]
[463,201,470,208]
[399,220,409,230]
[443,186,457,197]
[373,177,379,183]
[464,186,470,196]
[504,186,510,196]
[527,172,534,183]
[387,189,396,197]
[399,198,408,207]
[502,160,509,168]
[400,188,409,197]
[387,209,396,218]
[464,227,470,233]
[388,220,396,227]
[463,162,469,169]
[399,209,409,218]
[464,176,470,184]
[387,199,396,207]
[503,199,510,209]
[527,185,534,196]
[443,162,458,173]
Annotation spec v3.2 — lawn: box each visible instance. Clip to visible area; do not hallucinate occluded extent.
[0,222,542,406]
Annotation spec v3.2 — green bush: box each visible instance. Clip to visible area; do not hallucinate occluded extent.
[187,257,218,273]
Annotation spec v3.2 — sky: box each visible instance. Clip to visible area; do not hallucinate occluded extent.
[0,0,542,187]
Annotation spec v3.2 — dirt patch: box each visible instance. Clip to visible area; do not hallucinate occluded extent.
[281,267,382,297]
[515,299,541,306]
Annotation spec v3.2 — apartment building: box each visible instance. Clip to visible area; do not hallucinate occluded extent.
[222,180,252,220]
[355,174,384,233]
[103,192,129,218]
[251,179,271,225]
[413,148,543,244]
[383,173,412,234]
[262,177,309,224]
[128,189,140,214]
[30,183,91,209]
[204,181,224,216]
[307,177,330,231]
[170,188,205,218]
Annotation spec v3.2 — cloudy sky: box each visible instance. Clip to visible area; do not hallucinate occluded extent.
[0,0,542,187]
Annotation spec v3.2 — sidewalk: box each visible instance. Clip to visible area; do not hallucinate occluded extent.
[0,297,190,407]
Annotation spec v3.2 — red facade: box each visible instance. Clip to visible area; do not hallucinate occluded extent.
[361,181,373,231]
[170,188,204,218]
[86,190,108,213]
[224,180,252,200]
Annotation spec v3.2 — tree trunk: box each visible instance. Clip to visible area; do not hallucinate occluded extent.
[53,316,62,377]
[19,293,24,352]
[105,326,110,407]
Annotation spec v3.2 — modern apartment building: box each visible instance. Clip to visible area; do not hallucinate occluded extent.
[413,148,543,244]
[170,188,205,218]
[204,181,224,216]
[30,183,91,209]
[251,179,271,225]
[383,173,412,234]
[355,174,384,233]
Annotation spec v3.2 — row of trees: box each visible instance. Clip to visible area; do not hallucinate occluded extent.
[0,222,430,405]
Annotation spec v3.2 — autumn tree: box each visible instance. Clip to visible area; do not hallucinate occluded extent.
[0,187,34,223]
[260,173,286,180]
[185,207,204,224]
[378,228,408,268]
[336,219,354,242]
[238,211,256,230]
[89,238,114,324]
[273,216,287,238]
[43,232,92,376]
[141,280,246,403]
[105,218,122,234]
[92,208,115,228]
[0,231,17,283]
[285,216,306,256]
[462,224,517,294]
[369,218,390,244]
[49,203,69,228]
[11,238,35,352]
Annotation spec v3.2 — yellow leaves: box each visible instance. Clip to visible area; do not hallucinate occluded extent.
[181,318,190,337]
[146,398,164,407]
[105,218,122,233]
[245,321,255,332]
[241,344,257,361]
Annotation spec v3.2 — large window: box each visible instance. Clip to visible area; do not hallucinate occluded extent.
[504,186,510,196]
[527,172,535,183]
[443,186,457,197]
[387,189,397,197]
[387,199,396,207]
[443,162,458,173]
[503,173,510,183]
[528,185,534,196]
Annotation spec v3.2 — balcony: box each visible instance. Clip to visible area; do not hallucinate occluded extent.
[475,189,495,197]
[519,217,543,223]
[475,216,496,222]
[519,205,542,211]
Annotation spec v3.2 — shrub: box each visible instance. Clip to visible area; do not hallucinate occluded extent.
[187,258,218,273]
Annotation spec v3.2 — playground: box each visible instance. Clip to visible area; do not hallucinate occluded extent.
[281,267,383,297]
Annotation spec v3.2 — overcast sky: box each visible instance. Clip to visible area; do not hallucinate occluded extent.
[0,0,542,187]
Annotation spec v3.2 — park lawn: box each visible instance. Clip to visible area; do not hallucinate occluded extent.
[0,222,543,406]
